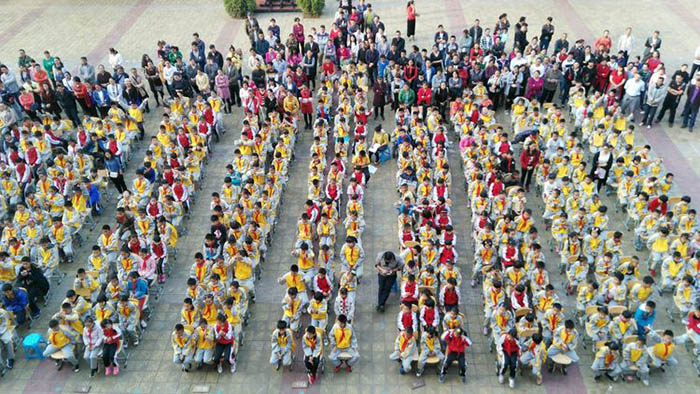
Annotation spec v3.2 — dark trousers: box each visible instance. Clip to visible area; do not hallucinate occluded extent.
[656,99,679,124]
[229,84,241,106]
[214,343,231,366]
[441,351,466,376]
[63,105,80,125]
[374,104,384,119]
[521,166,535,189]
[96,105,109,118]
[76,98,95,116]
[691,64,700,80]
[641,104,659,126]
[500,352,518,378]
[377,273,397,307]
[304,355,320,375]
[542,89,556,103]
[103,343,117,367]
[110,174,128,194]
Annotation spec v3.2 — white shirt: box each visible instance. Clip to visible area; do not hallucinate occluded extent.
[694,45,700,66]
[623,78,644,97]
[617,34,635,52]
[109,53,123,69]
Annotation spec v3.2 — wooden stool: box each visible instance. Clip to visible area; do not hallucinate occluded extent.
[338,351,352,362]
[551,353,572,374]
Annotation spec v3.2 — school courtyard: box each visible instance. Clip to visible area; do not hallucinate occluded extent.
[0,0,699,393]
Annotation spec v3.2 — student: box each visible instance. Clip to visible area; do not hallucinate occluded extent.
[591,341,621,381]
[82,316,104,377]
[439,327,471,383]
[547,320,579,373]
[520,333,547,385]
[192,318,215,369]
[101,318,122,375]
[496,328,519,388]
[389,326,417,374]
[213,312,236,374]
[43,319,80,372]
[329,314,359,372]
[302,325,324,385]
[171,323,192,372]
[621,336,650,385]
[270,320,293,370]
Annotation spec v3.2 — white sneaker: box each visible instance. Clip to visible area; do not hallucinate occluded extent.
[217,364,223,374]
[647,125,651,129]
[230,361,237,373]
[642,379,649,386]
[498,374,504,384]
[140,320,147,328]
[509,378,515,388]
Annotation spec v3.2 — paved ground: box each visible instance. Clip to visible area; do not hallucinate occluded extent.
[1,1,700,393]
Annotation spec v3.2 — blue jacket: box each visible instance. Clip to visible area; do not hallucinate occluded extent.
[104,157,122,173]
[1,288,28,313]
[91,88,111,107]
[127,278,148,299]
[634,305,656,328]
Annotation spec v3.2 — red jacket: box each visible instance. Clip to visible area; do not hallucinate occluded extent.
[520,148,540,168]
[444,332,470,353]
[417,87,432,105]
[647,197,668,215]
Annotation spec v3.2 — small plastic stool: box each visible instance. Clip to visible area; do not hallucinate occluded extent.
[22,333,47,360]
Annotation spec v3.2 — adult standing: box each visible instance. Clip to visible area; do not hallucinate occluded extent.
[375,251,402,313]
[680,74,700,133]
[542,63,561,103]
[590,144,614,192]
[373,76,387,120]
[692,45,700,79]
[617,27,635,61]
[539,17,554,53]
[656,73,686,126]
[406,1,417,42]
[519,143,540,192]
[104,151,128,194]
[621,72,644,121]
[640,77,666,128]
[55,84,80,126]
[78,57,96,85]
[245,12,260,47]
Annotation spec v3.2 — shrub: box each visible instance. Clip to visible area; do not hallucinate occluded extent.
[311,0,325,16]
[224,0,257,18]
[299,0,324,17]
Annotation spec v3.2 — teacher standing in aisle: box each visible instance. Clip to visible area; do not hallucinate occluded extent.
[375,251,402,313]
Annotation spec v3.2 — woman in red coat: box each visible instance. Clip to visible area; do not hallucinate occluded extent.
[519,143,540,192]
[608,64,627,100]
[300,84,313,130]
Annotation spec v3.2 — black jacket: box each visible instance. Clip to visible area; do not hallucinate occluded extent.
[16,265,50,296]
[56,89,77,110]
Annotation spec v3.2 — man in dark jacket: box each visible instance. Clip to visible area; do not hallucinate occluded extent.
[681,75,700,133]
[16,258,50,310]
[55,85,80,126]
[514,24,528,52]
[1,282,39,326]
